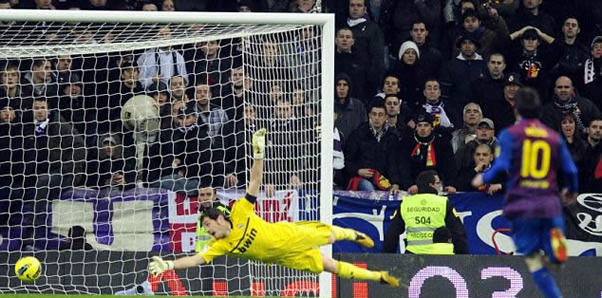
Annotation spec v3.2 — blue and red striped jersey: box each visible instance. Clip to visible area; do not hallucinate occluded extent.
[483,119,578,219]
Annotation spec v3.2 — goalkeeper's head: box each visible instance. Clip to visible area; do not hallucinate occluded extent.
[200,204,232,239]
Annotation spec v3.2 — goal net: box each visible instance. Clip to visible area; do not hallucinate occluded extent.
[0,9,334,296]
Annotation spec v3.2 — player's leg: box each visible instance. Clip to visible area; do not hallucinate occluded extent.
[525,253,562,298]
[291,221,374,248]
[321,254,400,288]
[512,218,563,298]
[329,225,374,248]
[542,216,568,265]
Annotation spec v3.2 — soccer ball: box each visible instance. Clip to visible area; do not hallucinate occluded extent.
[121,95,160,133]
[15,256,42,282]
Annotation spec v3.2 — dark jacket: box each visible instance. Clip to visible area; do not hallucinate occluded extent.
[471,73,513,130]
[440,56,487,116]
[508,9,556,38]
[348,20,386,92]
[22,112,86,186]
[335,73,368,139]
[86,146,136,190]
[541,96,601,133]
[344,122,402,186]
[221,119,256,188]
[265,118,307,188]
[379,0,442,52]
[402,132,458,187]
[383,189,469,254]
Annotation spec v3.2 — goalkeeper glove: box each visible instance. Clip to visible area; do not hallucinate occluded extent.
[148,256,174,277]
[252,128,267,160]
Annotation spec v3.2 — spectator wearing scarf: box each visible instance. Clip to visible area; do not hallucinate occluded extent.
[402,112,458,194]
[583,36,602,111]
[541,76,601,134]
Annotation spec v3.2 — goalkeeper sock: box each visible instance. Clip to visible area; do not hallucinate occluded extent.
[330,225,357,241]
[531,268,562,298]
[335,261,381,281]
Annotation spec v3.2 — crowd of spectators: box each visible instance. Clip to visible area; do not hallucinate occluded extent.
[329,0,602,197]
[0,0,601,245]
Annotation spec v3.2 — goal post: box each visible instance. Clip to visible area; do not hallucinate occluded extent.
[0,9,334,296]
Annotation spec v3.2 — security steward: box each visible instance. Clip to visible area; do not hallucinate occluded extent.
[383,170,469,254]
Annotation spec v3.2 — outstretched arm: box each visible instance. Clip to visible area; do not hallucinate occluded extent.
[247,128,266,199]
[148,254,206,276]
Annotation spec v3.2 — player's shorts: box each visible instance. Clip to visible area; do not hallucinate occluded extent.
[509,216,568,263]
[272,221,332,274]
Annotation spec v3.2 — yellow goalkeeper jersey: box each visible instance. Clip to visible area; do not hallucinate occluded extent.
[199,196,331,269]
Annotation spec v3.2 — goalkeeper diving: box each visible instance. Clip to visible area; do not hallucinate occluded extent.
[149,128,401,287]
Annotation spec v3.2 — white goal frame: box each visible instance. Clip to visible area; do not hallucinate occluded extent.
[0,9,335,297]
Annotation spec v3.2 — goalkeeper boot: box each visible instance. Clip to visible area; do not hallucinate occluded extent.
[380,271,401,288]
[354,231,375,248]
[115,281,154,296]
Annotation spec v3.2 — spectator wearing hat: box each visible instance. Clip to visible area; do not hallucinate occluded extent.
[541,76,600,134]
[402,112,457,194]
[451,102,483,153]
[86,133,136,191]
[508,0,556,39]
[394,41,426,109]
[583,36,602,110]
[344,99,403,192]
[455,117,498,169]
[507,26,560,98]
[440,34,487,121]
[489,72,522,130]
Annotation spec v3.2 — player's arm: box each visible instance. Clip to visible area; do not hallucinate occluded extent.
[247,128,266,203]
[481,130,514,185]
[148,254,206,276]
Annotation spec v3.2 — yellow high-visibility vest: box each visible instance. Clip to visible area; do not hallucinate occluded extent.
[400,193,454,255]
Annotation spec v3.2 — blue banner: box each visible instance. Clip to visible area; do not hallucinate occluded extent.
[333,191,602,256]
